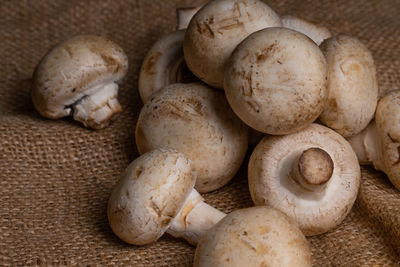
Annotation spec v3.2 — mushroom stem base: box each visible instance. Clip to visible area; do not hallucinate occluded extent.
[72,82,122,129]
[167,189,226,245]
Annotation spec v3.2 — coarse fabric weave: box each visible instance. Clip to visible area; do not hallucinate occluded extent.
[1,0,399,266]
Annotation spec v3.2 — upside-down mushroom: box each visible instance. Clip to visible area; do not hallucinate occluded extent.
[248,124,360,236]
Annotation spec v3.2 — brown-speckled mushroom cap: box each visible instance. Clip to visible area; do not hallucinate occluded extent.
[319,35,378,137]
[248,124,360,236]
[375,90,400,190]
[32,35,128,129]
[184,0,282,89]
[107,148,196,245]
[193,206,312,267]
[135,82,248,193]
[224,27,328,135]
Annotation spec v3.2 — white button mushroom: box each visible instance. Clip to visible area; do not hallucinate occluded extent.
[193,206,312,267]
[138,30,197,103]
[319,35,378,137]
[347,90,400,190]
[282,15,332,45]
[108,148,226,245]
[184,0,282,89]
[248,123,360,236]
[32,35,128,129]
[135,82,248,193]
[224,27,328,135]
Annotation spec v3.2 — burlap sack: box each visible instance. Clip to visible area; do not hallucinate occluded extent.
[1,0,399,265]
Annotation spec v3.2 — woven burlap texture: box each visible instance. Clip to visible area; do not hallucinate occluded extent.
[1,0,399,266]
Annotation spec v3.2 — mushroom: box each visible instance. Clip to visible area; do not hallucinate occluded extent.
[32,35,128,129]
[108,148,226,245]
[135,82,248,193]
[224,27,328,135]
[347,90,400,190]
[282,15,332,45]
[138,30,197,103]
[177,6,202,30]
[193,206,312,267]
[184,0,282,89]
[319,35,378,137]
[248,123,360,236]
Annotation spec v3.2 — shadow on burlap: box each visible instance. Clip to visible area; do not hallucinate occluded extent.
[0,0,399,266]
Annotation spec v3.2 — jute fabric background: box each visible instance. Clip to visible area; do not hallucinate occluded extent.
[0,0,399,265]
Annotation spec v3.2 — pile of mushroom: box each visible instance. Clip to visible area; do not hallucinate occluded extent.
[31,0,396,265]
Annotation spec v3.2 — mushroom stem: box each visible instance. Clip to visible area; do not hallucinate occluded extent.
[347,122,384,170]
[72,82,122,129]
[291,147,334,191]
[167,189,226,245]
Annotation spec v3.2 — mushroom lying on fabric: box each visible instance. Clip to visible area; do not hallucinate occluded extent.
[224,27,328,135]
[319,35,378,137]
[184,0,282,89]
[194,206,312,267]
[138,30,196,103]
[282,15,332,45]
[135,82,248,193]
[347,90,400,190]
[32,35,128,129]
[248,123,360,236]
[108,148,226,245]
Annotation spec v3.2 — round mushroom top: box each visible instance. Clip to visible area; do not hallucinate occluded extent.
[224,27,328,135]
[135,82,248,193]
[282,15,332,46]
[32,35,128,119]
[107,148,196,245]
[184,0,282,89]
[375,90,400,190]
[138,30,196,103]
[319,35,378,137]
[193,206,312,267]
[248,123,360,236]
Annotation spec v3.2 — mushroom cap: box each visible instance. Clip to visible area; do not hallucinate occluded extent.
[224,27,328,135]
[248,124,360,236]
[138,30,196,103]
[32,35,128,120]
[375,90,400,190]
[319,35,378,137]
[107,148,196,245]
[184,0,282,89]
[135,82,248,193]
[193,206,312,267]
[282,15,332,45]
